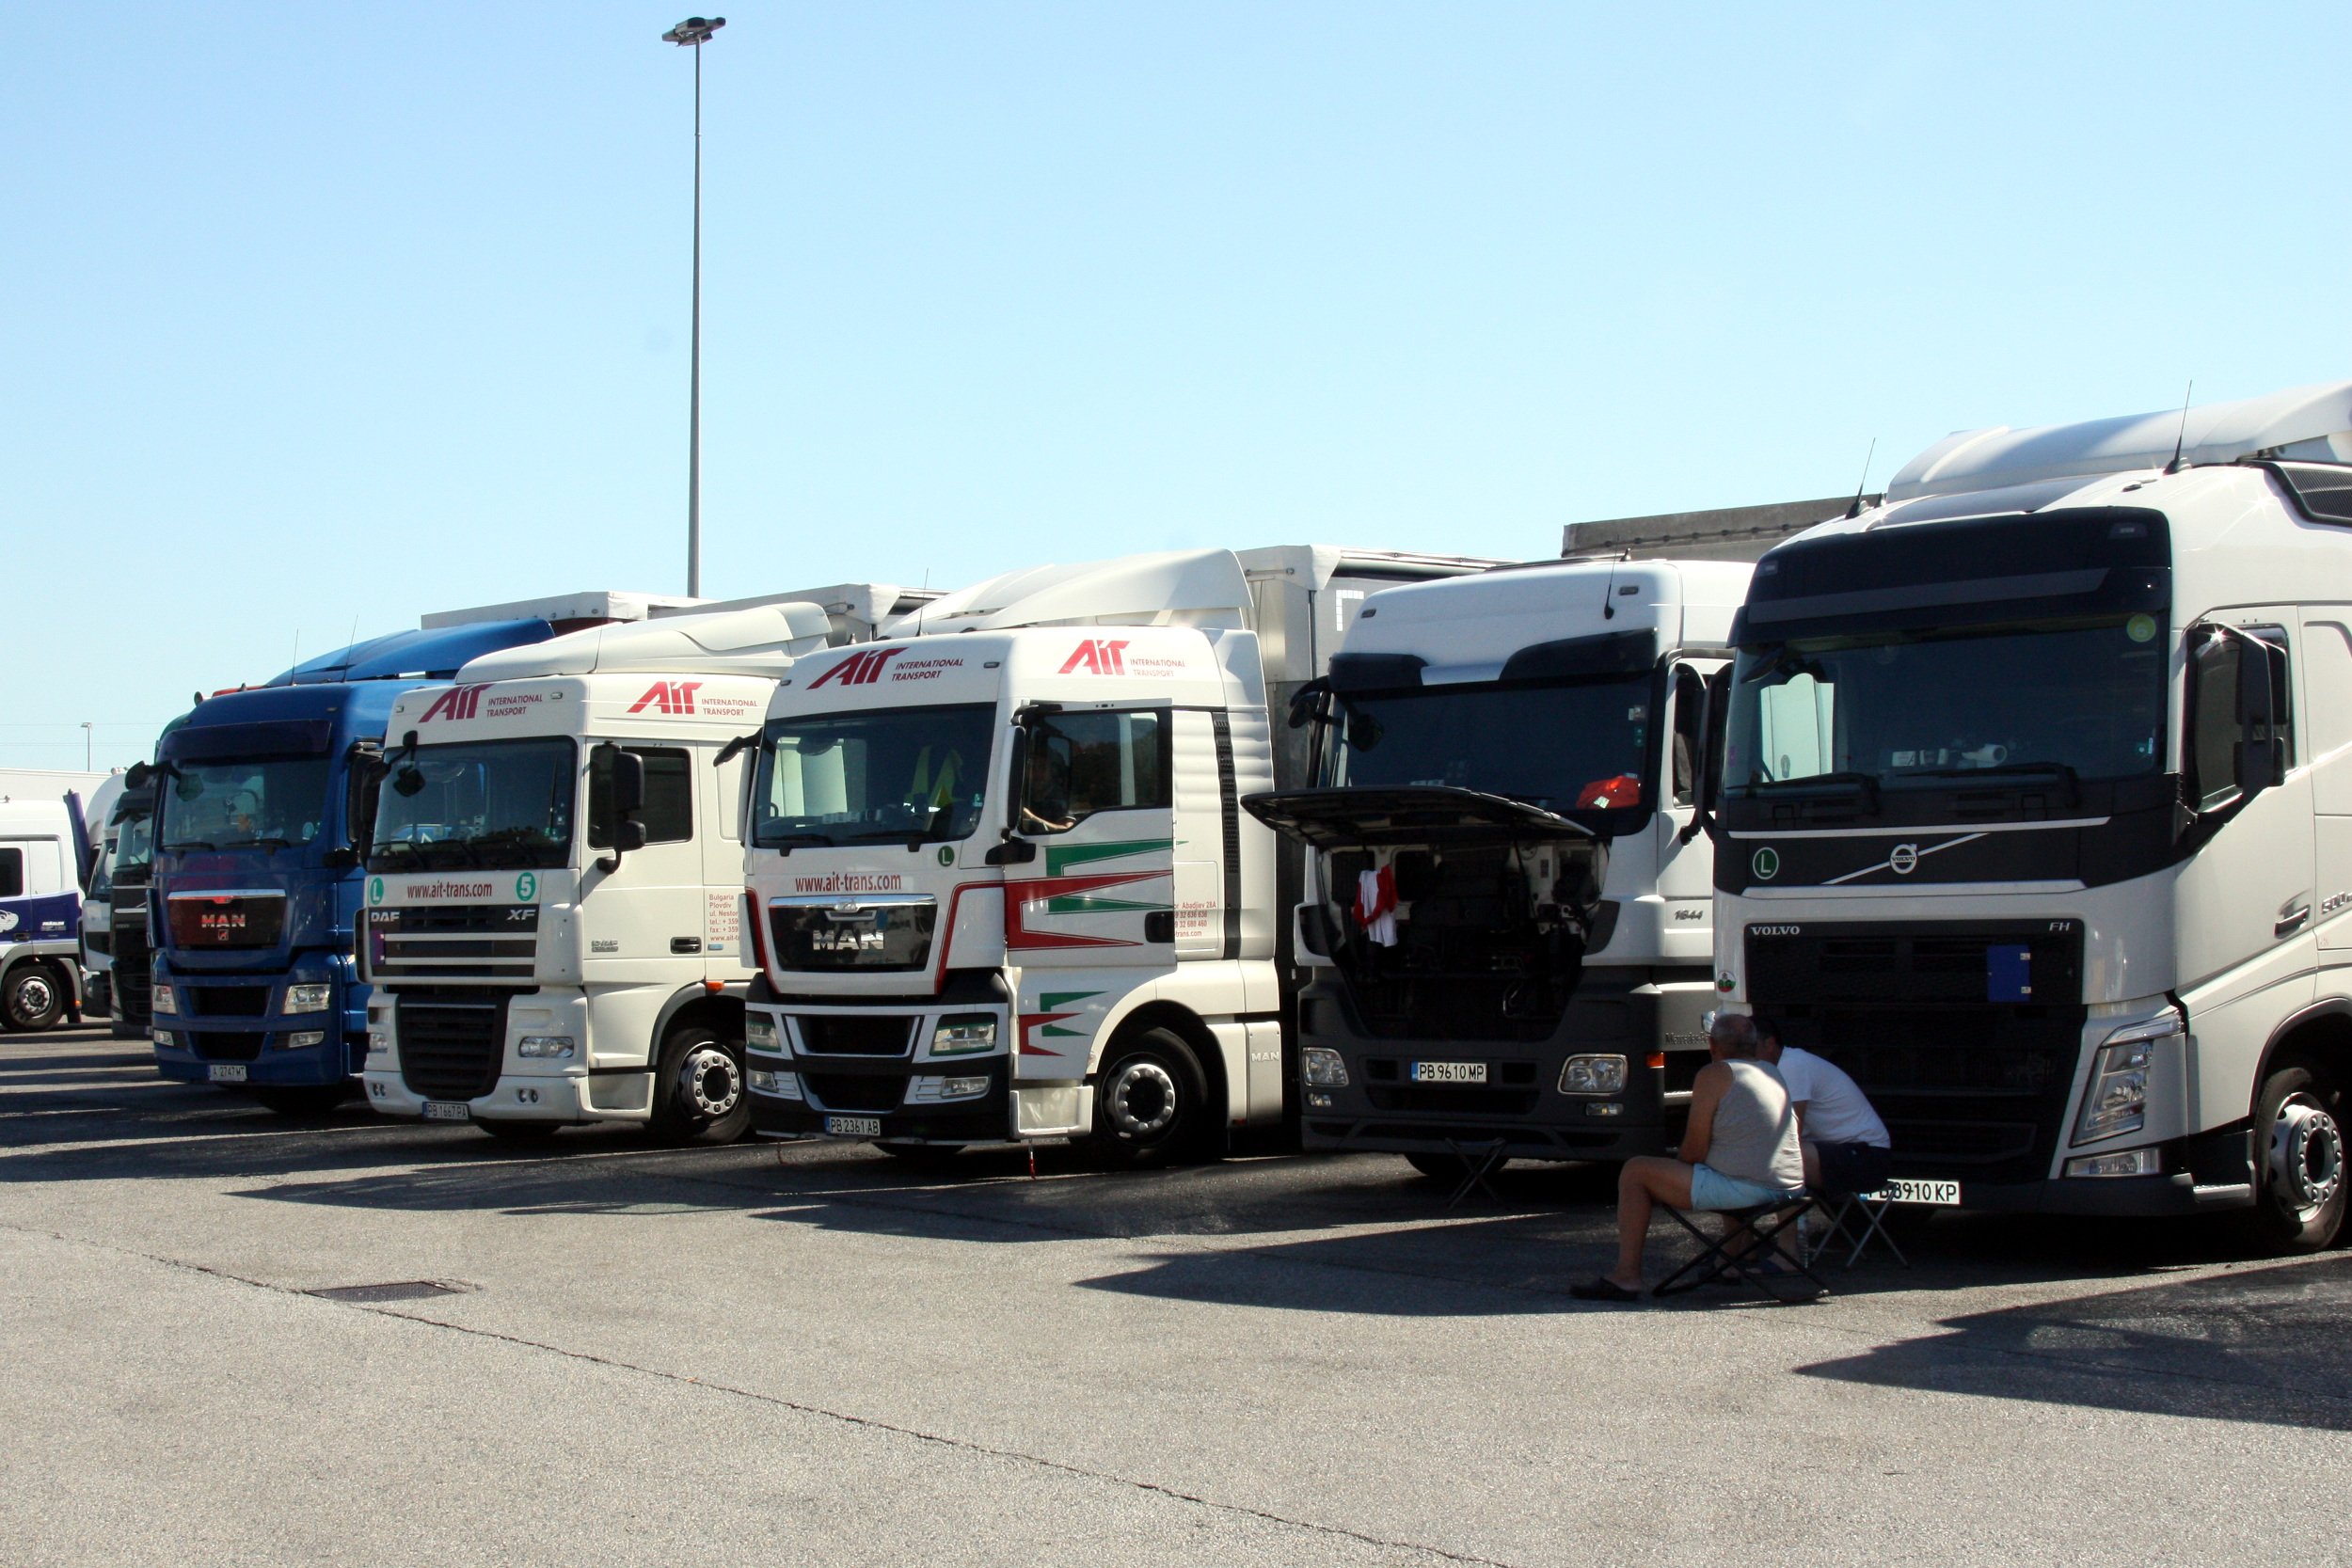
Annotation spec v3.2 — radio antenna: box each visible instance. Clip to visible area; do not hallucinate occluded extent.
[1843,437,1878,518]
[2164,380,2195,474]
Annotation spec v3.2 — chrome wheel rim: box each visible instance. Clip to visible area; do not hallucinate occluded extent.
[2269,1094,2344,1219]
[11,972,56,1021]
[681,1045,741,1120]
[1108,1059,1180,1140]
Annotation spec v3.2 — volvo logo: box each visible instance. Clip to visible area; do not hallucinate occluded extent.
[1751,847,1780,880]
[1888,843,1919,876]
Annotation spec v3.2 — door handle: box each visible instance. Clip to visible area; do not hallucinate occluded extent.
[1143,911,1175,943]
[2276,904,2311,938]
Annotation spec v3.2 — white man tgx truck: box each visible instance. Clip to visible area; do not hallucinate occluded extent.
[1712,381,2352,1250]
[739,546,1496,1163]
[357,588,930,1144]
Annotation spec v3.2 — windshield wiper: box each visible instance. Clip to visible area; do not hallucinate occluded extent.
[756,831,836,853]
[1733,770,1881,803]
[463,827,555,860]
[163,839,216,851]
[1894,762,2079,784]
[219,836,292,850]
[371,841,424,865]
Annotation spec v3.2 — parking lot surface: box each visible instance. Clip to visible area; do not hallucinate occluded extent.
[6,1024,2350,1566]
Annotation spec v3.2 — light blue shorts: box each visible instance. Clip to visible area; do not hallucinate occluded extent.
[1690,1163,1799,1212]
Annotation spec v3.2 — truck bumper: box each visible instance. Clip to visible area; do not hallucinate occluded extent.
[1915,1127,2257,1218]
[748,1060,1013,1145]
[148,963,359,1086]
[363,1066,608,1125]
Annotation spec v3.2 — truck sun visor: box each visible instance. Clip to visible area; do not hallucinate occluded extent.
[1497,629,1658,683]
[161,719,335,762]
[1242,785,1598,850]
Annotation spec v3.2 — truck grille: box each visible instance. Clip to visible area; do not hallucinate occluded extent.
[395,989,516,1101]
[368,906,539,983]
[186,985,270,1018]
[791,1015,914,1056]
[193,1031,264,1062]
[1747,921,2086,1185]
[167,892,286,951]
[768,897,935,974]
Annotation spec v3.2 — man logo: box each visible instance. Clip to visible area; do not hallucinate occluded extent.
[418,684,489,722]
[1889,843,1919,876]
[1058,639,1131,675]
[1751,847,1780,881]
[628,680,703,715]
[807,647,906,689]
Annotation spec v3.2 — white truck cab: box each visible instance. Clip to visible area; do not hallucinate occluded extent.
[739,546,1497,1163]
[357,588,928,1143]
[0,772,108,1031]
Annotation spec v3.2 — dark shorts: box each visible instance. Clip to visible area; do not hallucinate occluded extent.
[1813,1140,1892,1196]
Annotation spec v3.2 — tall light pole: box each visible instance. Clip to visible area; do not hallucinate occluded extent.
[81,721,93,770]
[662,15,725,598]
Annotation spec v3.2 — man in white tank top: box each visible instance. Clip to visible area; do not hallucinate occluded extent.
[1571,1012,1804,1302]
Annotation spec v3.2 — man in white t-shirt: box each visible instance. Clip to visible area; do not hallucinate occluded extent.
[1755,1017,1892,1196]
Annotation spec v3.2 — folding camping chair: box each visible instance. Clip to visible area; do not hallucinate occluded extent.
[1804,1187,1909,1269]
[1650,1191,1828,1303]
[1435,1136,1511,1209]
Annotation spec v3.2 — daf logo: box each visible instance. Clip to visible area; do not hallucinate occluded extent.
[1888,843,1919,876]
[1751,847,1780,880]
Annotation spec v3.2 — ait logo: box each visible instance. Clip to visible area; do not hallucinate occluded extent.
[417,684,489,722]
[1058,640,1131,675]
[627,680,703,715]
[807,647,906,689]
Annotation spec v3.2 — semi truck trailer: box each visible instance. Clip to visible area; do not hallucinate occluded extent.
[1710,380,2352,1250]
[739,546,1497,1164]
[356,587,931,1143]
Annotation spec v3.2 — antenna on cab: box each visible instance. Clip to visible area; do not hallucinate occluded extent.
[1843,436,1878,519]
[2165,380,2195,474]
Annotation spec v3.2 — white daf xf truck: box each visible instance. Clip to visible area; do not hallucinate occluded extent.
[1711,381,2352,1250]
[357,586,930,1143]
[1244,558,1762,1176]
[739,546,1496,1163]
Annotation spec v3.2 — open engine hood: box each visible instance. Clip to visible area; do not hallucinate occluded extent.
[1242,786,1597,850]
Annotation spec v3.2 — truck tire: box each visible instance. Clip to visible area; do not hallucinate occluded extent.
[1089,1027,1211,1167]
[252,1085,353,1117]
[648,1026,750,1146]
[478,1119,561,1144]
[2,962,67,1033]
[2240,1063,2347,1254]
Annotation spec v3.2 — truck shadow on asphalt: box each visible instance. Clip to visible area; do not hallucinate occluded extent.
[1793,1253,2352,1431]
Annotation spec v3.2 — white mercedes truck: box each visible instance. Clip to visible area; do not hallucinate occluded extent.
[1244,558,1762,1177]
[358,587,929,1143]
[1711,381,2352,1250]
[739,546,1496,1164]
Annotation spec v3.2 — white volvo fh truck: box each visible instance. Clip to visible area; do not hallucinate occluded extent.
[1711,381,2352,1250]
[1244,558,1762,1176]
[357,587,929,1143]
[739,546,1495,1164]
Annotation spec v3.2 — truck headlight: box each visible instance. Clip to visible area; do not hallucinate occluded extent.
[746,1014,780,1053]
[1560,1053,1629,1095]
[749,1069,803,1100]
[367,1029,389,1056]
[2074,1011,2182,1145]
[1302,1047,1349,1087]
[930,1015,997,1055]
[907,1073,991,1102]
[2065,1148,2162,1178]
[278,1030,326,1051]
[152,984,179,1016]
[282,982,332,1014]
[517,1036,577,1060]
[152,1029,175,1049]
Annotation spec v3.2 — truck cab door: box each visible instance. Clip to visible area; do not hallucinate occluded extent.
[1000,707,1178,1072]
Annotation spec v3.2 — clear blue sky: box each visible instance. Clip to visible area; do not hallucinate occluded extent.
[5,2,2346,770]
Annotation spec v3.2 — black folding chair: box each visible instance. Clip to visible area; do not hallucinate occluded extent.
[1437,1137,1512,1208]
[1804,1188,1909,1269]
[1651,1191,1828,1303]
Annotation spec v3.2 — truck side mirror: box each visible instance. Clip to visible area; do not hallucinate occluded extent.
[346,742,387,858]
[124,762,153,790]
[592,746,649,872]
[2236,634,2286,795]
[1678,667,1733,846]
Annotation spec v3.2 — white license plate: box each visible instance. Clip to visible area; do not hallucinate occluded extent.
[824,1115,882,1137]
[208,1064,247,1084]
[1879,1178,1961,1206]
[421,1101,473,1123]
[1409,1060,1488,1085]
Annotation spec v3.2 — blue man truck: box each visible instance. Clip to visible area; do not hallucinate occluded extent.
[141,593,691,1112]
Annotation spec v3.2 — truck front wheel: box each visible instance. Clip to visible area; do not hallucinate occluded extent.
[1089,1027,1210,1167]
[2242,1063,2347,1254]
[3,962,67,1033]
[649,1027,750,1146]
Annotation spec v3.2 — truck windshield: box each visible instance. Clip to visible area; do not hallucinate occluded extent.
[114,802,155,876]
[1328,676,1654,816]
[158,758,330,850]
[1725,616,2168,791]
[369,738,577,871]
[753,704,994,849]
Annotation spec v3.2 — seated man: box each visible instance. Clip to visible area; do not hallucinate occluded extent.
[1755,1017,1892,1196]
[1572,1012,1803,1301]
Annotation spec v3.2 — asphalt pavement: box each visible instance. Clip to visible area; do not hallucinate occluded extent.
[5,1024,2349,1566]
